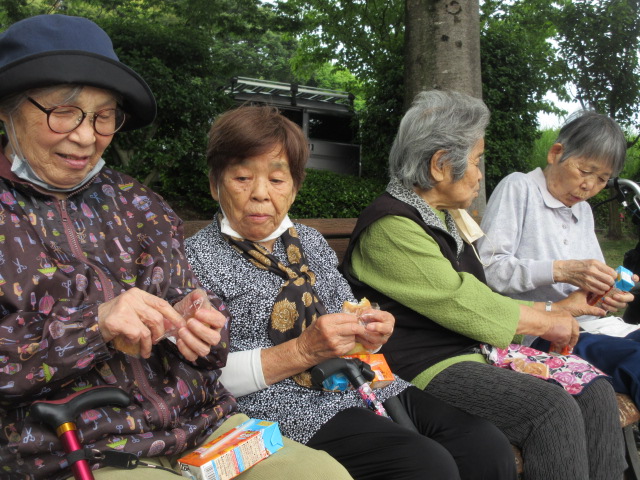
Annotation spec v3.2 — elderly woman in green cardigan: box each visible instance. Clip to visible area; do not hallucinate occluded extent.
[342,90,626,480]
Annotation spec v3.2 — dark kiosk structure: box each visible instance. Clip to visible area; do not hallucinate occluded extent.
[228,76,360,176]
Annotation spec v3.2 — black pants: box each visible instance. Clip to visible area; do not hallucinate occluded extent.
[307,386,516,480]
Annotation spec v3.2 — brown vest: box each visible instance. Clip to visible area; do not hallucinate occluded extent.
[342,193,485,381]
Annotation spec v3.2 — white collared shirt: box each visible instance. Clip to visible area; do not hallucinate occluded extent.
[477,167,603,303]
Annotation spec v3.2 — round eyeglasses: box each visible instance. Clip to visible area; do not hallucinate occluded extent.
[27,97,127,136]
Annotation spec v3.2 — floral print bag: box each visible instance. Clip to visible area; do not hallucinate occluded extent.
[481,343,610,395]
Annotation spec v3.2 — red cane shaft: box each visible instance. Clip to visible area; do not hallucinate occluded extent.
[58,424,95,480]
[30,386,130,480]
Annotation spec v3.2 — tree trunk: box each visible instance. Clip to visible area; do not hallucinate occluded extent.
[607,198,623,240]
[404,0,482,103]
[404,0,486,219]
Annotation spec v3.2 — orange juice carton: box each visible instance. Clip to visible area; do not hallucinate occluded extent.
[343,353,395,389]
[178,418,283,480]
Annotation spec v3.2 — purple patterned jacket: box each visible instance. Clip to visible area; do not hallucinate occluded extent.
[0,145,236,479]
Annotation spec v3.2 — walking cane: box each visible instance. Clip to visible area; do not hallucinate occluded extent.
[311,357,419,432]
[30,385,131,480]
[311,357,389,416]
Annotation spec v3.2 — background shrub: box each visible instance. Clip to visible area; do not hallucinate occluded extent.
[291,169,387,218]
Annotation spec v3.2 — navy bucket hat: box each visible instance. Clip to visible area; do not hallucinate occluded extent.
[0,14,156,131]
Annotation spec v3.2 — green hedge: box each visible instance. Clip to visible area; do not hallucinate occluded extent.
[290,169,387,218]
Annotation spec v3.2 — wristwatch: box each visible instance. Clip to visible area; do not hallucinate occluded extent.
[545,301,553,312]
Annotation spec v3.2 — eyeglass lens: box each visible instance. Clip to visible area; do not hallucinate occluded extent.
[48,106,126,135]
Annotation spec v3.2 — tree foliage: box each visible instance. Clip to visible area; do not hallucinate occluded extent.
[279,0,404,80]
[556,0,640,129]
[3,0,640,222]
[277,0,405,179]
[102,18,231,213]
[554,0,640,239]
[480,0,567,194]
[281,0,569,190]
[0,0,300,214]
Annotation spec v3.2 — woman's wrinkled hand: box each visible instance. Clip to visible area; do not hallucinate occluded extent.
[98,287,227,362]
[539,310,580,350]
[556,289,607,317]
[553,259,616,294]
[172,288,228,362]
[294,313,364,366]
[355,308,395,351]
[98,287,186,359]
[600,289,635,313]
[597,272,638,313]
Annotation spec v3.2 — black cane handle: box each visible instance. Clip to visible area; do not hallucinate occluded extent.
[311,357,375,388]
[30,386,130,431]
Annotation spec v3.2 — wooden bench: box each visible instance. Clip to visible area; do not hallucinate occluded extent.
[183,218,640,479]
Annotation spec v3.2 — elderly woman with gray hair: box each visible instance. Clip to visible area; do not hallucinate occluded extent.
[477,111,640,408]
[342,90,626,479]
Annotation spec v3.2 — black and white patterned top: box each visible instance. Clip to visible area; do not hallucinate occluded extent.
[185,216,410,444]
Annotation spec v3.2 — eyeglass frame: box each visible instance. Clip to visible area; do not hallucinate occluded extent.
[26,97,127,136]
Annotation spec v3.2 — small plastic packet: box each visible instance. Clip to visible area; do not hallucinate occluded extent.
[359,302,380,326]
[154,297,205,344]
[550,343,572,355]
[323,300,385,391]
[342,298,380,323]
[342,298,380,355]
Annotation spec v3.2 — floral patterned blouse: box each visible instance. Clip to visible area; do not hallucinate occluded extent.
[185,216,410,444]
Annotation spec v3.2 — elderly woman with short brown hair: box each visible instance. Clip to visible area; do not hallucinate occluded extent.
[185,105,517,480]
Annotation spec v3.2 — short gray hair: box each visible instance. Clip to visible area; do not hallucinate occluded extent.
[0,85,120,118]
[556,110,627,176]
[0,91,27,117]
[389,90,490,190]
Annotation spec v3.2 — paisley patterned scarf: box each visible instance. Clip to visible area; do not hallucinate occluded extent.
[221,220,327,388]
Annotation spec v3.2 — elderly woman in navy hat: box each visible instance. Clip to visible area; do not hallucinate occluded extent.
[0,14,352,480]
